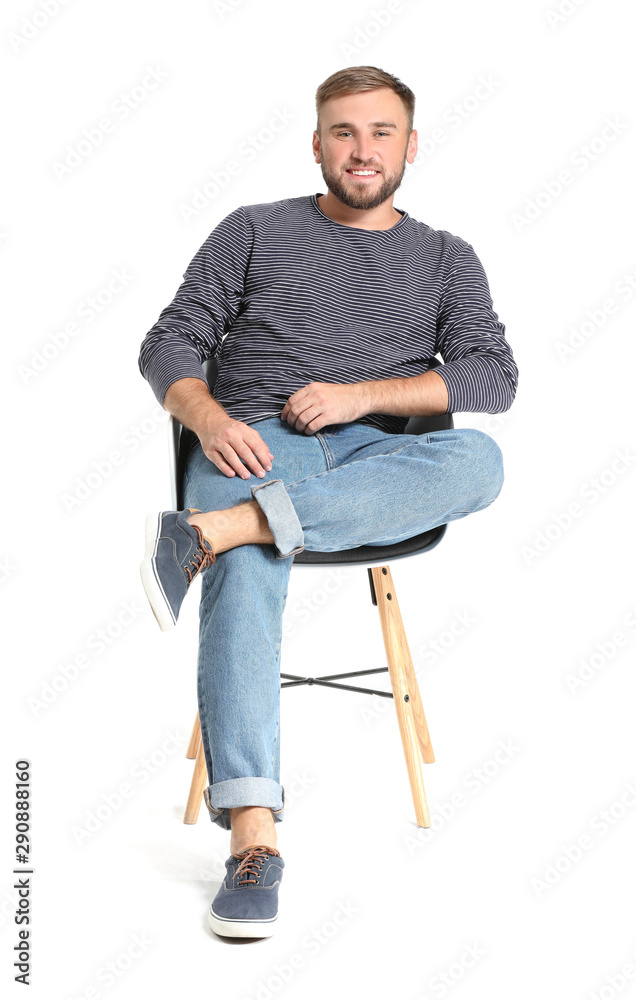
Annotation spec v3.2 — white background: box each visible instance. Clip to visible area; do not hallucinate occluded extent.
[2,0,636,997]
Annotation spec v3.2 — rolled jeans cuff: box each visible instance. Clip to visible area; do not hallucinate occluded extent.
[250,478,305,559]
[203,780,286,829]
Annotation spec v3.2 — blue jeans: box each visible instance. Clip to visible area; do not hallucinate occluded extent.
[183,417,504,830]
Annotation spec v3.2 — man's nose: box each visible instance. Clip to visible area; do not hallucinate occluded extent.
[350,138,374,163]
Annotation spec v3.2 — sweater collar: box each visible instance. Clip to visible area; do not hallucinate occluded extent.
[310,192,408,232]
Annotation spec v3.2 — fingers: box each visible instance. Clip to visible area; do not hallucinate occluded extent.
[212,452,239,478]
[213,435,274,480]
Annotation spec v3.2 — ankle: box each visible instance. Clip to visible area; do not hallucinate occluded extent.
[230,821,277,842]
[187,503,273,555]
[229,806,277,853]
[231,839,278,855]
[187,511,227,553]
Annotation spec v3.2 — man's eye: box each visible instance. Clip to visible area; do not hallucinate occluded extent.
[336,131,390,137]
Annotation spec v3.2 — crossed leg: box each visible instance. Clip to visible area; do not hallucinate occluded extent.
[188,500,274,555]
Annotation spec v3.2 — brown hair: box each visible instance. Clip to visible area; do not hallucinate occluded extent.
[315,65,415,138]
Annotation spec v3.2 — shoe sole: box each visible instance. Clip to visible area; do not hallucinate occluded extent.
[140,513,177,633]
[208,907,277,938]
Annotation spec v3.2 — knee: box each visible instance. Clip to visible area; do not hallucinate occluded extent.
[198,543,290,607]
[459,428,505,507]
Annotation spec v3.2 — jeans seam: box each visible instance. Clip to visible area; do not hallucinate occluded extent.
[314,431,334,470]
[284,435,434,491]
[197,637,213,804]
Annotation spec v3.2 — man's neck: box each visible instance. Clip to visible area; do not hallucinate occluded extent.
[316,192,402,231]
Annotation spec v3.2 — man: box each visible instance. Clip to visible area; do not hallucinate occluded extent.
[138,65,518,939]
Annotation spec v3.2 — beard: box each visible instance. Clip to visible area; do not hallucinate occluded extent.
[318,148,409,210]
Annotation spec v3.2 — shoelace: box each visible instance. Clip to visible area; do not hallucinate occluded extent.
[185,523,216,583]
[233,845,281,886]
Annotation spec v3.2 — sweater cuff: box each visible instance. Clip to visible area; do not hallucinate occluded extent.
[141,350,209,407]
[435,356,515,414]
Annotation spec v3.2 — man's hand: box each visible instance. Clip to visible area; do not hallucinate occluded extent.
[280,382,364,434]
[199,414,274,480]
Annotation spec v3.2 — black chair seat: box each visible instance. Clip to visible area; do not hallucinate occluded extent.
[292,525,446,565]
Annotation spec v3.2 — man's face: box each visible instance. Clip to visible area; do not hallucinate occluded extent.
[313,87,417,210]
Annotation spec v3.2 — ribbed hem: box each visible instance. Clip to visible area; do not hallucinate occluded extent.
[140,350,209,407]
[435,355,516,414]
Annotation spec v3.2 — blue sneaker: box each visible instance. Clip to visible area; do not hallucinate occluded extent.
[208,845,284,938]
[140,509,216,632]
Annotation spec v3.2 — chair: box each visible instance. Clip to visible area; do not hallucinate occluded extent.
[171,358,454,829]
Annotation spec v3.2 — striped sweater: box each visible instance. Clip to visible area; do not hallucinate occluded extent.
[138,192,518,434]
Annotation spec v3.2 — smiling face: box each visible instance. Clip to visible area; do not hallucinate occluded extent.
[313,87,417,211]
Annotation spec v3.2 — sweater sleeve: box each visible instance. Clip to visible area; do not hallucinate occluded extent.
[138,205,251,405]
[434,241,518,414]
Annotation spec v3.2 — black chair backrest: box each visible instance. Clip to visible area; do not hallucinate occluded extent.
[201,356,453,435]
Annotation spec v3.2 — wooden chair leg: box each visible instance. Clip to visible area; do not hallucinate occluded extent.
[370,565,434,828]
[186,712,201,759]
[183,715,208,825]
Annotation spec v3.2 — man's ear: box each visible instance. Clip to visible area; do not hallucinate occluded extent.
[407,129,418,164]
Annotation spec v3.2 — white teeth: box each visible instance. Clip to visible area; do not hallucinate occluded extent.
[349,170,377,175]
